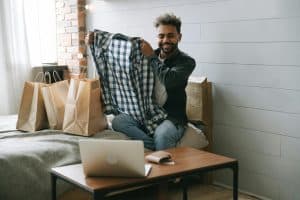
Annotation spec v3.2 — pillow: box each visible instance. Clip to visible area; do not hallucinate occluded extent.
[177,123,209,149]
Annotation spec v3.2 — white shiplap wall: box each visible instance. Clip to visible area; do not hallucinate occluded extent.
[86,0,300,199]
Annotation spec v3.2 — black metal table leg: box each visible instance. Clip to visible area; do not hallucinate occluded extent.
[182,185,188,200]
[181,178,188,200]
[232,162,239,200]
[92,191,105,200]
[51,174,57,200]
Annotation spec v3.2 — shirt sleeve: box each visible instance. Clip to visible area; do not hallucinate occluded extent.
[148,54,196,89]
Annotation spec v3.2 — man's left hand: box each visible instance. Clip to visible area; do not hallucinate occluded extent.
[141,40,155,58]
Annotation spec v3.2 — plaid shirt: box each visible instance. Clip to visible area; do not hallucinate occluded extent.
[90,30,167,135]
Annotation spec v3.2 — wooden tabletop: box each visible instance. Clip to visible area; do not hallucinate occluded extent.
[51,147,237,193]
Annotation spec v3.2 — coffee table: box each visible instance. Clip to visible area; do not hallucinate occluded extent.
[51,147,238,200]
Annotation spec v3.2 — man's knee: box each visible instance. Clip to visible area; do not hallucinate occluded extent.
[154,120,177,141]
[154,120,185,150]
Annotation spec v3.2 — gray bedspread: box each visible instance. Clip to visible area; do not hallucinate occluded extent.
[0,115,128,200]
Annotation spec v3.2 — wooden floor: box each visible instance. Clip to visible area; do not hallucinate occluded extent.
[61,183,260,200]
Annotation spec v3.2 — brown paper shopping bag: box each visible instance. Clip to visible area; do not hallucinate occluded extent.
[41,79,69,130]
[16,81,49,131]
[62,78,107,136]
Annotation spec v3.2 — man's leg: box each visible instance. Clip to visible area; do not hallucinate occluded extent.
[154,120,185,150]
[112,113,155,150]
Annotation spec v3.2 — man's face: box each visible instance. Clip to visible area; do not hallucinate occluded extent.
[157,25,182,56]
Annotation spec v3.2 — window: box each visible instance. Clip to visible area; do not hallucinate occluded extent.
[24,0,57,66]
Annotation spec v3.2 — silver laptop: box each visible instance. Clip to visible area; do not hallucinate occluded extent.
[79,139,152,178]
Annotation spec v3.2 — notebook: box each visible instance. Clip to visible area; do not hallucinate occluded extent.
[79,139,152,178]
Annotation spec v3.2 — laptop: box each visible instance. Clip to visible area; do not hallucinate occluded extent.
[79,139,152,178]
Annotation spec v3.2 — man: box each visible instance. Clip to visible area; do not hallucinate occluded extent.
[86,13,195,150]
[111,13,196,150]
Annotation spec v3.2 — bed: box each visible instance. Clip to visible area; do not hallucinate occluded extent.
[0,77,212,200]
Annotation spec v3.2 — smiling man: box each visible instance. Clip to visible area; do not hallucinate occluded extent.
[112,13,196,150]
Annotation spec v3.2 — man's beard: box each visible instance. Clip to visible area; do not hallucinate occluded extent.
[159,42,178,55]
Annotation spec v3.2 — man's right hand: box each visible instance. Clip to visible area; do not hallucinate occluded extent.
[85,32,94,45]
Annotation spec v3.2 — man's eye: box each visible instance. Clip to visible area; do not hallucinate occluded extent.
[167,34,175,38]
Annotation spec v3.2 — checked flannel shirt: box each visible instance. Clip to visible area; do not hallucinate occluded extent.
[90,30,167,135]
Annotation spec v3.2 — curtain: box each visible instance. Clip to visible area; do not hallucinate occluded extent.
[0,0,32,115]
[24,0,57,66]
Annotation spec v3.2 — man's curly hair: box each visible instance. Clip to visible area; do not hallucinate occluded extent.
[154,13,182,33]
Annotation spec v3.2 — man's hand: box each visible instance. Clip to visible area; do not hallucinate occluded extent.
[85,31,94,45]
[141,40,155,58]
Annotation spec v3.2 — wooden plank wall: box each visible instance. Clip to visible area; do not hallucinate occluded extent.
[86,0,300,199]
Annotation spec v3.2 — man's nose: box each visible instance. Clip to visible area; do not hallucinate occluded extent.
[162,36,170,43]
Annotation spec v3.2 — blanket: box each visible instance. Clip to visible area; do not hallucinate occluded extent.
[0,115,128,200]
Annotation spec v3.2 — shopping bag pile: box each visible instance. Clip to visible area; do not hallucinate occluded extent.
[16,72,107,136]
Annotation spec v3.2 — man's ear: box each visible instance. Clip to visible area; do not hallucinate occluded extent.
[178,33,182,42]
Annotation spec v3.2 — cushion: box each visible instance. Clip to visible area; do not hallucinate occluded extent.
[177,123,209,149]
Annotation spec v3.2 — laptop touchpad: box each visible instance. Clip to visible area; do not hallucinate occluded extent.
[106,154,118,165]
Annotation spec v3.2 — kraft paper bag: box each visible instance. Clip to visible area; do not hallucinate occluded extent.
[41,80,69,130]
[62,78,107,136]
[185,76,208,124]
[16,81,49,131]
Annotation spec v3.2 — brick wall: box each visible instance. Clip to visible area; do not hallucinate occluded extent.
[55,0,87,77]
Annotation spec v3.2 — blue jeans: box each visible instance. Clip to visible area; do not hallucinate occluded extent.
[111,113,185,150]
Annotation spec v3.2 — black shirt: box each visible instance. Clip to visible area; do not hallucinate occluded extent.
[148,48,196,126]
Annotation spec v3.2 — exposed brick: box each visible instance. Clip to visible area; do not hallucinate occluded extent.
[79,59,87,66]
[64,53,73,59]
[78,31,85,41]
[56,14,65,21]
[58,59,66,65]
[56,0,87,68]
[62,33,72,46]
[68,0,77,6]
[63,7,72,14]
[56,2,64,8]
[72,53,79,59]
[77,0,86,5]
[72,39,79,45]
[79,45,86,54]
[71,20,78,26]
[65,13,77,20]
[71,7,77,13]
[67,60,79,67]
[57,27,65,34]
[72,33,78,39]
[67,46,77,53]
[66,26,78,33]
[79,27,85,32]
[78,11,85,27]
[57,47,66,53]
[79,40,85,46]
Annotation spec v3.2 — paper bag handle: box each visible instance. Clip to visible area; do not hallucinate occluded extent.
[53,70,62,82]
[34,71,51,83]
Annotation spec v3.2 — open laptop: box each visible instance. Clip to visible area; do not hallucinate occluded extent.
[79,139,152,178]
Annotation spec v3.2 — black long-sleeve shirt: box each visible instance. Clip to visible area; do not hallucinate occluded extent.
[148,48,196,126]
